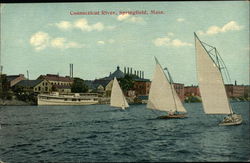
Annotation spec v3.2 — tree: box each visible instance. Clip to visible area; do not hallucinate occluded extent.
[118,74,134,92]
[71,77,88,93]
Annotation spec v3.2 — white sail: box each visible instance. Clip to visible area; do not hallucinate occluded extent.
[195,34,231,114]
[110,77,129,109]
[147,58,187,113]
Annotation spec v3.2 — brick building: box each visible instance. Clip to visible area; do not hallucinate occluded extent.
[6,74,26,87]
[173,83,185,102]
[225,84,245,98]
[133,78,151,96]
[184,85,200,97]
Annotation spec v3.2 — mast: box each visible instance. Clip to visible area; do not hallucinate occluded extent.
[214,48,234,115]
[164,67,178,112]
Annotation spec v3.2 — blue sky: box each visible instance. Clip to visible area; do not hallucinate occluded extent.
[1,2,249,85]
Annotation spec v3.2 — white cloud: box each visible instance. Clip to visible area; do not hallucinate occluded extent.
[30,31,50,51]
[97,39,115,45]
[197,21,244,36]
[97,40,105,45]
[171,39,192,47]
[153,35,192,47]
[51,37,84,49]
[117,14,130,21]
[117,14,144,23]
[30,31,84,51]
[177,18,185,22]
[51,38,66,49]
[55,21,72,30]
[53,18,111,32]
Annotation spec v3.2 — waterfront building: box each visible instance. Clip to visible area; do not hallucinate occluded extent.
[184,85,201,97]
[6,74,26,87]
[0,74,10,99]
[37,74,73,87]
[173,83,185,102]
[225,84,245,98]
[133,78,151,96]
[14,79,52,94]
[53,85,71,94]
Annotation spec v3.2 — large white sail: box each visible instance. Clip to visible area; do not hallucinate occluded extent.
[110,77,129,109]
[147,58,187,113]
[195,34,231,114]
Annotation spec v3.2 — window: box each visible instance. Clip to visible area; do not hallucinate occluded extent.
[38,87,41,91]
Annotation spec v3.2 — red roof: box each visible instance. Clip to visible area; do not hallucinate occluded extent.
[38,74,73,82]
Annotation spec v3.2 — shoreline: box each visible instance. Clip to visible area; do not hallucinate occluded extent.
[0,98,249,106]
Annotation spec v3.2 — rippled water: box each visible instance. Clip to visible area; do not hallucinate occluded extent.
[0,102,249,162]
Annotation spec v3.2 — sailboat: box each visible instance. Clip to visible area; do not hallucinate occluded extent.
[194,32,243,126]
[110,77,129,110]
[147,57,187,119]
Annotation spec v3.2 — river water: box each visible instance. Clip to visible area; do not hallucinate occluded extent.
[0,102,249,162]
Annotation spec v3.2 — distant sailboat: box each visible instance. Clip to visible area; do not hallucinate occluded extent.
[147,57,187,119]
[110,77,129,110]
[194,32,243,126]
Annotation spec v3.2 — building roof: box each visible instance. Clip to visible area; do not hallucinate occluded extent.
[6,74,25,82]
[92,79,111,88]
[38,74,73,82]
[15,79,43,87]
[100,66,125,80]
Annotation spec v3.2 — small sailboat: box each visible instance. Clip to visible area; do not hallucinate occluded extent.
[194,32,243,126]
[110,77,129,110]
[147,57,187,119]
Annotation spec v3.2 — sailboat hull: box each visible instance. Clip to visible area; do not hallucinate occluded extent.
[219,114,243,126]
[157,113,187,119]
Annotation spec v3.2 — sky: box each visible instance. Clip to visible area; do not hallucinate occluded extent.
[1,2,249,85]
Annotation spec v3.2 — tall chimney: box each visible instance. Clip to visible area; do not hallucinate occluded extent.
[134,70,136,75]
[72,64,73,78]
[235,80,237,86]
[69,64,71,78]
[27,70,29,80]
[130,67,132,75]
[127,67,130,75]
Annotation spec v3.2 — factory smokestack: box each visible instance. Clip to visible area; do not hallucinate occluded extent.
[69,63,74,78]
[124,67,126,74]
